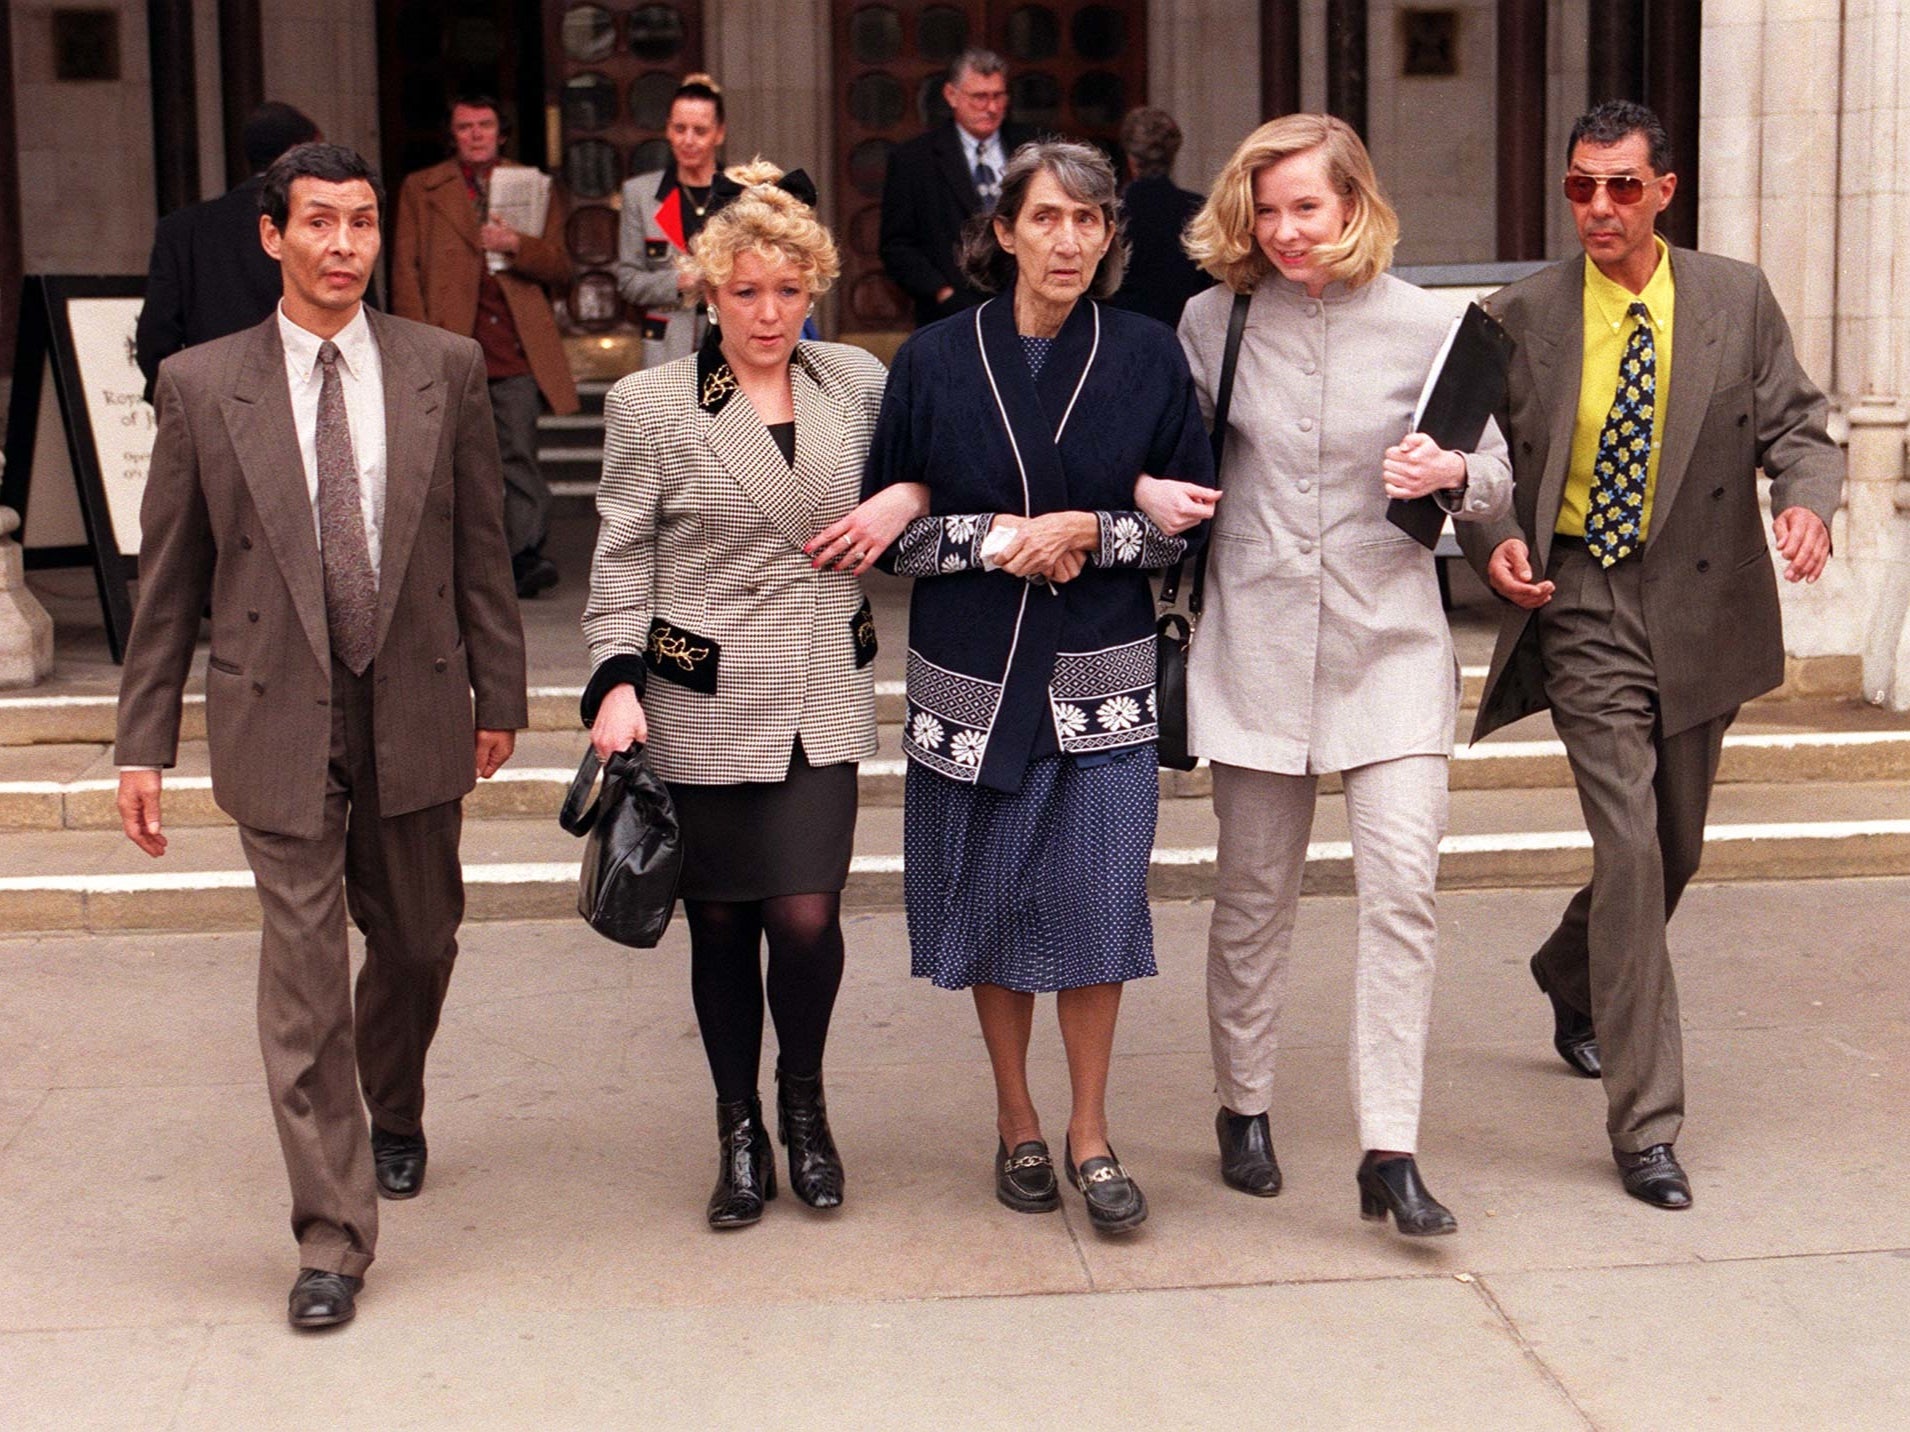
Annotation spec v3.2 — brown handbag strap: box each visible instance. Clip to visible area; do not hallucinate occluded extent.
[1160,287,1251,613]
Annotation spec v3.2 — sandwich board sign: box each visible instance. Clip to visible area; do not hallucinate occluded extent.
[1,275,152,661]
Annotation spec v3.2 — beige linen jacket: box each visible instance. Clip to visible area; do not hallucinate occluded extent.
[1178,273,1511,774]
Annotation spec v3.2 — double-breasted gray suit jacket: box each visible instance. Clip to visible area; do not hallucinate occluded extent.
[1458,249,1844,742]
[115,309,529,839]
[582,340,887,784]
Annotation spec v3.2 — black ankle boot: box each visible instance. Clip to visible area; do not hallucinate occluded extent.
[775,1067,845,1210]
[708,1095,776,1229]
[1356,1152,1457,1237]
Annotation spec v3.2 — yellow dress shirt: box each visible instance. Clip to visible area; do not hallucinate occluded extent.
[1555,236,1676,541]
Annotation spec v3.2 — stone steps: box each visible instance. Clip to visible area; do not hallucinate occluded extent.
[6,777,1910,935]
[7,717,1910,833]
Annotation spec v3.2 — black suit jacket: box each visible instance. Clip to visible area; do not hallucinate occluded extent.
[135,175,285,400]
[879,121,1036,327]
[1110,174,1210,328]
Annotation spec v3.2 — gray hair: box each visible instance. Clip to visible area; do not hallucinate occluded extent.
[1119,107,1183,179]
[948,47,1006,86]
[957,139,1130,299]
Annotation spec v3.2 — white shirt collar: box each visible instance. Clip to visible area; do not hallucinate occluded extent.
[278,303,375,383]
[960,126,1000,168]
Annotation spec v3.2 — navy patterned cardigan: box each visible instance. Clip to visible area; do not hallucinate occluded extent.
[863,295,1213,792]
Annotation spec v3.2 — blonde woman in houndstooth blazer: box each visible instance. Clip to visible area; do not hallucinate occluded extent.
[583,160,926,1231]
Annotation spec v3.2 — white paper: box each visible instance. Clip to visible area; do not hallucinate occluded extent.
[485,167,551,273]
[1410,313,1464,432]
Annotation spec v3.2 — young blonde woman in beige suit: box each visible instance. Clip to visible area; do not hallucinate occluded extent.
[1171,115,1511,1236]
[583,162,924,1230]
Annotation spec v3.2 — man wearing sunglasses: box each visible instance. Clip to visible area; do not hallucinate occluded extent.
[1459,100,1843,1211]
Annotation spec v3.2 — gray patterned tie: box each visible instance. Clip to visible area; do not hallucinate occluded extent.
[315,340,378,675]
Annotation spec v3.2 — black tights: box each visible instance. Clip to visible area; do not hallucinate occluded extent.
[685,894,845,1104]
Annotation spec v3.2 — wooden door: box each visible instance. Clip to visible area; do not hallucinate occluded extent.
[831,1,1147,337]
[544,0,705,332]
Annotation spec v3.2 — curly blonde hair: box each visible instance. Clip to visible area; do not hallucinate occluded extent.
[680,157,840,298]
[1183,114,1399,293]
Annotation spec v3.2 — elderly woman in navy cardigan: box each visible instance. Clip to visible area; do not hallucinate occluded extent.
[832,139,1213,1234]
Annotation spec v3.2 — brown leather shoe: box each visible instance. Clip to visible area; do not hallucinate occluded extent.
[288,1268,361,1329]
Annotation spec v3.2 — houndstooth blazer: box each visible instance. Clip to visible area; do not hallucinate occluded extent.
[583,338,887,783]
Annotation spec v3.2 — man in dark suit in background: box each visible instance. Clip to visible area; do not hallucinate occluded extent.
[1109,106,1208,328]
[134,102,320,399]
[878,48,1035,327]
[115,143,527,1329]
[1460,101,1842,1211]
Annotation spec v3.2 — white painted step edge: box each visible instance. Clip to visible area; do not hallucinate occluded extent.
[8,729,1906,799]
[6,819,1910,895]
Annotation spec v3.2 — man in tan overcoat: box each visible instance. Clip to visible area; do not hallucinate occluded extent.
[1459,102,1842,1211]
[115,142,527,1329]
[391,96,579,598]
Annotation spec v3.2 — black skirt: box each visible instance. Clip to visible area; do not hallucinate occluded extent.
[665,740,858,901]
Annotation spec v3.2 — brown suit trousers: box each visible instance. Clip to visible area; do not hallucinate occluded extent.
[237,661,463,1277]
[1533,545,1732,1152]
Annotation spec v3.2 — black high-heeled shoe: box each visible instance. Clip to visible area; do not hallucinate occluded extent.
[1216,1108,1282,1196]
[1064,1136,1148,1234]
[776,1066,844,1210]
[708,1094,777,1229]
[1356,1152,1457,1236]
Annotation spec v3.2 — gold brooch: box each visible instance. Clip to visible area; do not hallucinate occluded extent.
[647,624,710,672]
[700,362,739,410]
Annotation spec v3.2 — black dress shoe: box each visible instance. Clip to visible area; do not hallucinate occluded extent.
[371,1125,427,1199]
[708,1094,776,1229]
[1356,1153,1458,1236]
[1615,1144,1693,1209]
[995,1138,1060,1213]
[1531,954,1601,1078]
[776,1067,844,1210]
[1064,1137,1148,1234]
[512,551,559,599]
[1216,1108,1282,1197]
[288,1268,361,1329]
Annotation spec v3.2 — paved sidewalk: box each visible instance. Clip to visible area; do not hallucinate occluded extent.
[3,877,1905,1429]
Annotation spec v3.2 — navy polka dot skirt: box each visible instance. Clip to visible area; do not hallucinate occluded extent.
[903,747,1159,992]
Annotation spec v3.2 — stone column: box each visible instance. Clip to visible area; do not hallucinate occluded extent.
[1149,0,1262,193]
[1838,0,1910,707]
[0,502,55,688]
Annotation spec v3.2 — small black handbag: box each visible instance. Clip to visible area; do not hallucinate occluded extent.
[1157,289,1251,772]
[559,744,684,948]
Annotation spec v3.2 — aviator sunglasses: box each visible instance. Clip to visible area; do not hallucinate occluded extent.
[1562,172,1662,205]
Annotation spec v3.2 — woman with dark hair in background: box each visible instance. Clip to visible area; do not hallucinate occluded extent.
[617,73,734,369]
[1109,106,1210,328]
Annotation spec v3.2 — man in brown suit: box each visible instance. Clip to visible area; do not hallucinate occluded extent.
[1459,102,1843,1209]
[391,95,579,598]
[114,143,527,1328]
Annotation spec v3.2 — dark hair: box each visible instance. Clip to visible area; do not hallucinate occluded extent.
[1119,107,1183,179]
[958,139,1129,299]
[673,72,725,124]
[241,102,320,174]
[1567,100,1673,175]
[260,142,384,230]
[451,94,507,133]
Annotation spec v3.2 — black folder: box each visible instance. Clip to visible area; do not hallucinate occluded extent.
[1386,301,1514,549]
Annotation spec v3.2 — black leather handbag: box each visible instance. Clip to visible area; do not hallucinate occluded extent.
[1157,289,1251,771]
[559,744,684,948]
